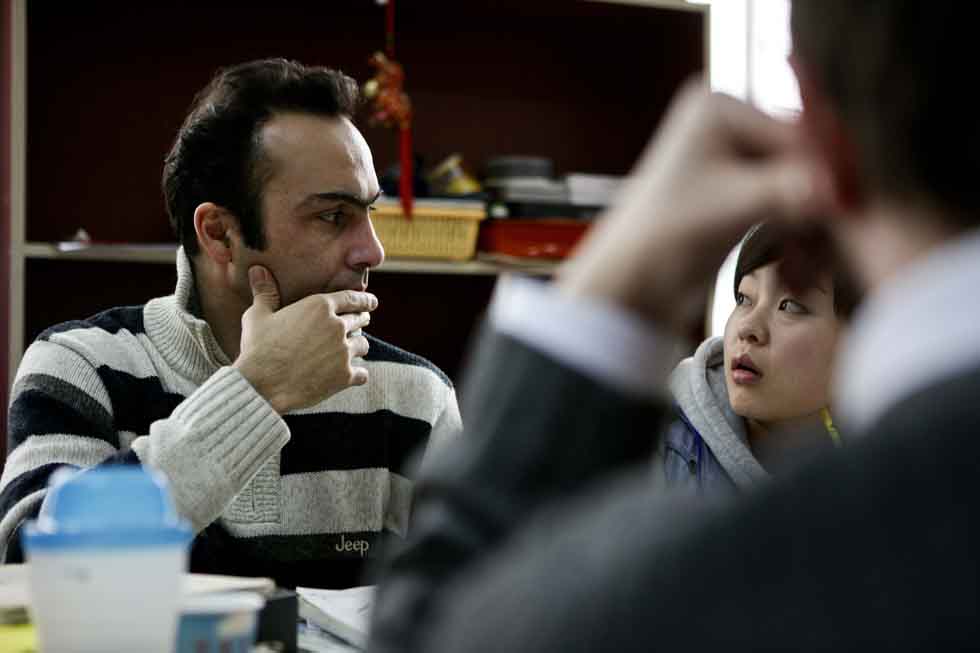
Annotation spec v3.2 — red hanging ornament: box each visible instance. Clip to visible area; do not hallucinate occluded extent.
[363,0,413,218]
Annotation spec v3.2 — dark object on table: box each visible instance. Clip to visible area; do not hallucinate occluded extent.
[256,588,299,652]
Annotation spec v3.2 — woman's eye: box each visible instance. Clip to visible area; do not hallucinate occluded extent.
[779,299,808,314]
[735,292,751,306]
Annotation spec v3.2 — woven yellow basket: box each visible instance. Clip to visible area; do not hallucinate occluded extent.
[371,199,487,261]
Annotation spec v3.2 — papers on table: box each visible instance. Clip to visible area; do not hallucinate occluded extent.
[2,564,275,608]
[181,573,275,596]
[0,564,30,626]
[296,585,375,650]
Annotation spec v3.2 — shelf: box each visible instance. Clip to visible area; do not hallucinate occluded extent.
[23,242,178,263]
[9,0,705,391]
[21,242,559,277]
[383,257,558,277]
[596,0,706,11]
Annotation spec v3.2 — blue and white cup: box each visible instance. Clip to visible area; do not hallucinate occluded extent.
[22,466,192,653]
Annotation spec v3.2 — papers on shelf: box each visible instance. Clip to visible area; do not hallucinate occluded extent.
[564,173,622,207]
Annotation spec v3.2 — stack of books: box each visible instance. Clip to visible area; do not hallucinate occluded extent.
[564,173,623,207]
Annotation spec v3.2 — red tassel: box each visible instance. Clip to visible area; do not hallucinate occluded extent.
[399,126,413,219]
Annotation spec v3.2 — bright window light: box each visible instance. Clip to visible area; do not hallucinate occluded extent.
[708,0,800,337]
[748,0,800,117]
[708,0,749,100]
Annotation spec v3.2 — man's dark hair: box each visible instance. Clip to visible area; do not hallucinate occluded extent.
[734,223,859,319]
[162,58,360,255]
[790,2,977,228]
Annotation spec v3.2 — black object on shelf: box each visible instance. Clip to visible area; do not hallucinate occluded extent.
[484,156,554,180]
[378,153,431,198]
[498,201,599,220]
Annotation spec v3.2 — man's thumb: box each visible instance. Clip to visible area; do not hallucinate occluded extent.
[248,265,280,313]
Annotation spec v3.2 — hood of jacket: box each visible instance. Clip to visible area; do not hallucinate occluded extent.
[668,336,769,490]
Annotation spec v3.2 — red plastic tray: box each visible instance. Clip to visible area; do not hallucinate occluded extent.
[477,219,591,260]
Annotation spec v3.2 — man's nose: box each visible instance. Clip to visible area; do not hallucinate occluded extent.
[347,214,386,269]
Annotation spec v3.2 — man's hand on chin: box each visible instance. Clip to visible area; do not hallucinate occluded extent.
[233,265,378,414]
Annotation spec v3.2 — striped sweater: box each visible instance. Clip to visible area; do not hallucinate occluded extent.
[0,249,462,588]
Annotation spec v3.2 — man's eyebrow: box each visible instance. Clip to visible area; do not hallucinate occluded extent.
[298,190,382,210]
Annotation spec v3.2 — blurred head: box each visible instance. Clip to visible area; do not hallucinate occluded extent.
[162,58,384,308]
[790,2,978,229]
[723,223,857,428]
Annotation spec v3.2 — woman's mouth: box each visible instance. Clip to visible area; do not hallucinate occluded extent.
[731,354,763,386]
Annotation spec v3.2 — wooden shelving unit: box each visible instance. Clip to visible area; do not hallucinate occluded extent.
[6,0,708,392]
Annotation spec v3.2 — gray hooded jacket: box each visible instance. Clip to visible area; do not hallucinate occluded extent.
[653,336,769,497]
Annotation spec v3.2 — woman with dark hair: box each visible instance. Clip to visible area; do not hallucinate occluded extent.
[659,223,858,496]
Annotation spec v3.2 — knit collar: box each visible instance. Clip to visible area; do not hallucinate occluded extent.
[143,247,233,383]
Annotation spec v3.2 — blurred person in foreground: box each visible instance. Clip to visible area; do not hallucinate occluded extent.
[368,1,978,649]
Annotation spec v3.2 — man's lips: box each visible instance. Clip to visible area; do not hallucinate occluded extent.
[331,269,370,293]
[332,277,369,293]
[731,353,762,385]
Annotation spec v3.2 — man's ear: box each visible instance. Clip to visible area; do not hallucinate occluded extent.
[790,54,864,215]
[192,202,238,264]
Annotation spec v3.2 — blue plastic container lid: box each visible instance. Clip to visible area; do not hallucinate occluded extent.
[22,466,192,551]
